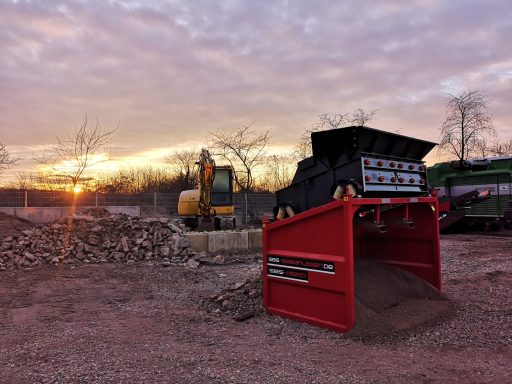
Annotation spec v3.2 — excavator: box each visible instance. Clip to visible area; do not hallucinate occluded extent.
[177,149,235,230]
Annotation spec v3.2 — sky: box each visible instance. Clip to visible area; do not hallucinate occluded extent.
[1,0,511,182]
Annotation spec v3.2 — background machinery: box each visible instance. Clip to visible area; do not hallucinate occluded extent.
[178,149,235,230]
[429,157,512,229]
[263,126,441,332]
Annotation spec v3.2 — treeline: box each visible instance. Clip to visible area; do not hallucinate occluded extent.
[2,158,295,193]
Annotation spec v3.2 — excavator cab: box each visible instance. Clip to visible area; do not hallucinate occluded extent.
[210,166,236,229]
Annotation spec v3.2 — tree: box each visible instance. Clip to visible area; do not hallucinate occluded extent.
[293,108,377,160]
[491,139,512,156]
[439,90,496,163]
[37,115,117,190]
[475,137,512,158]
[95,166,176,193]
[259,154,295,192]
[166,149,200,190]
[0,142,18,176]
[208,122,269,192]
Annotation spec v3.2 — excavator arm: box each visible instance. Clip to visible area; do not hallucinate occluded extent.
[197,148,216,219]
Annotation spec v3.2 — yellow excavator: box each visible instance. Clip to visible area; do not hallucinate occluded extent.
[178,148,236,230]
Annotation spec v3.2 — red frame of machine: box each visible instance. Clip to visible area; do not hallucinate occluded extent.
[263,196,441,333]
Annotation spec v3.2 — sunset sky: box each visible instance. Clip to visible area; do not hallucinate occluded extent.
[1,0,511,181]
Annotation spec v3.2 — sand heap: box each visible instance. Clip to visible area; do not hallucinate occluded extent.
[351,258,452,338]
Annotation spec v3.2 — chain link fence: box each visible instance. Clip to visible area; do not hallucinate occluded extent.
[0,191,276,226]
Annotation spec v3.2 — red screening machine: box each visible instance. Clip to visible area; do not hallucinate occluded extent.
[263,126,441,332]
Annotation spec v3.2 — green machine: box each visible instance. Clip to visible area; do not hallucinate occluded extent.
[428,157,512,227]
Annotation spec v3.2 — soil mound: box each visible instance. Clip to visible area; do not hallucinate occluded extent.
[0,212,35,239]
[350,258,452,339]
[203,258,452,338]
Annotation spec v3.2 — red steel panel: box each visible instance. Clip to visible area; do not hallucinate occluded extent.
[263,196,441,333]
[263,200,355,332]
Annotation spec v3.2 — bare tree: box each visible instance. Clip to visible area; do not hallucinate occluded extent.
[14,171,34,190]
[480,138,512,157]
[259,154,295,192]
[166,149,200,190]
[208,122,269,192]
[491,139,512,156]
[439,90,496,164]
[293,109,377,160]
[37,115,117,190]
[0,142,18,176]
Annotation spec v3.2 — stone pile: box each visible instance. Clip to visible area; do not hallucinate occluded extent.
[202,276,263,321]
[0,209,193,271]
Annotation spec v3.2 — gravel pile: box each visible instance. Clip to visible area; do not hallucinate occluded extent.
[0,209,193,271]
[202,276,263,321]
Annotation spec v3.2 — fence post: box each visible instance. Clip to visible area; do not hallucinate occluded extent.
[154,192,157,216]
[245,193,248,226]
[24,190,28,208]
[95,192,98,207]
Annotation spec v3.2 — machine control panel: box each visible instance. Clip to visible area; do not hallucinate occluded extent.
[361,156,428,193]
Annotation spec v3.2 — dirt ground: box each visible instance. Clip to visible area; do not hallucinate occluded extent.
[1,230,511,383]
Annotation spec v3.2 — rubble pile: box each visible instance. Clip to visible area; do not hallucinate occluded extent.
[0,209,193,271]
[202,276,263,321]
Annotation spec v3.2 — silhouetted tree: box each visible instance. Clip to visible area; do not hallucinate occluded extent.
[439,90,495,163]
[167,149,199,190]
[294,109,377,160]
[36,115,117,190]
[209,123,269,192]
[0,142,18,177]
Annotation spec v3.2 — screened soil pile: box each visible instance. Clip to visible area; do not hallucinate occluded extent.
[203,258,452,338]
[0,212,35,239]
[350,258,453,339]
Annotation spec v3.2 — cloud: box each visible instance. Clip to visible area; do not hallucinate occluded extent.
[0,0,511,180]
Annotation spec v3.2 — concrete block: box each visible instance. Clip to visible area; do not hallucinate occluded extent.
[75,206,141,216]
[208,231,248,253]
[0,206,142,223]
[0,208,16,216]
[248,229,263,249]
[104,206,141,216]
[185,232,209,253]
[14,207,64,223]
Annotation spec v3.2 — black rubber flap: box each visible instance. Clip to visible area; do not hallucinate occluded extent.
[311,126,437,166]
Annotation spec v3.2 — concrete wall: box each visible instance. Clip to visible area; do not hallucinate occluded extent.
[0,206,141,223]
[185,229,262,253]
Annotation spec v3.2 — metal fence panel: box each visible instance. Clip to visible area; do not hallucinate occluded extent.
[0,191,24,207]
[0,191,276,225]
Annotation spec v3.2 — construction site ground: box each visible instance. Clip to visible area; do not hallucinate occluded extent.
[1,226,511,383]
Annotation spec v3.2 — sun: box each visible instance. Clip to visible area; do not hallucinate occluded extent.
[73,186,82,193]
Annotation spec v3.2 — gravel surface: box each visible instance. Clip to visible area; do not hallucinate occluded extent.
[0,233,511,383]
